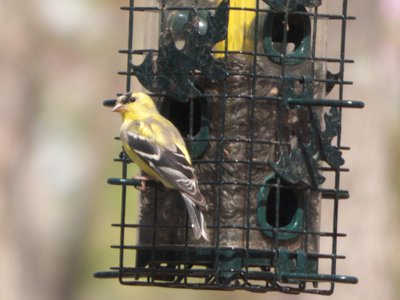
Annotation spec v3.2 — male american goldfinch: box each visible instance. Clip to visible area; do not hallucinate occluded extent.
[112,92,209,241]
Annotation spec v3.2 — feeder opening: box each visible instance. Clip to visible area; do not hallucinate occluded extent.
[161,96,202,138]
[266,184,298,228]
[271,6,309,54]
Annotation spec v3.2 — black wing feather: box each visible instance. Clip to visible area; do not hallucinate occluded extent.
[125,130,206,208]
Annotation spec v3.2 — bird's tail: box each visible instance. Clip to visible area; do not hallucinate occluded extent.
[181,193,209,241]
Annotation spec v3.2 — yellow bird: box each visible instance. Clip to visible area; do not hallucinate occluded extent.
[112,92,209,241]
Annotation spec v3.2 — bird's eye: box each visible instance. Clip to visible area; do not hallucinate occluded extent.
[128,97,136,103]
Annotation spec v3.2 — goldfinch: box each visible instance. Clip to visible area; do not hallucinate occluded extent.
[112,92,209,241]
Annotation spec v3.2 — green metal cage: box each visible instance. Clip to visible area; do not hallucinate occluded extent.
[95,0,363,295]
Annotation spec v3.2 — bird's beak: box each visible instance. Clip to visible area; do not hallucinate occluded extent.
[112,103,124,112]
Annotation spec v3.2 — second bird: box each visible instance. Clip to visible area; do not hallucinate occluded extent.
[112,92,209,241]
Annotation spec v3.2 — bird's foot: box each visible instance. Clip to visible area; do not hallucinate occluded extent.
[134,176,149,192]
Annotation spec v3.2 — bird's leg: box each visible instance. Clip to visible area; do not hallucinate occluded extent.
[223,148,230,157]
[133,176,149,192]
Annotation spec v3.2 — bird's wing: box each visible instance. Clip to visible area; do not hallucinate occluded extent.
[124,121,206,209]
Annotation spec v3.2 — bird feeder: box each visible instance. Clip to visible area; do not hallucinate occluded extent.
[96,0,363,295]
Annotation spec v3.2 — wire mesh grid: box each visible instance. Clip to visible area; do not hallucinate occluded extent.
[95,0,362,295]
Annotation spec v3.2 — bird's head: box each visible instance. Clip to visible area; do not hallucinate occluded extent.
[112,92,157,120]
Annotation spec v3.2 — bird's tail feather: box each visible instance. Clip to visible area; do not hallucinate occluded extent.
[181,193,209,241]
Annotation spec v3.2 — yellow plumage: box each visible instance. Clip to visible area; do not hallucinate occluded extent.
[112,92,208,240]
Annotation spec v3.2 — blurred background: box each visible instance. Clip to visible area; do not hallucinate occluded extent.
[1,0,399,299]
